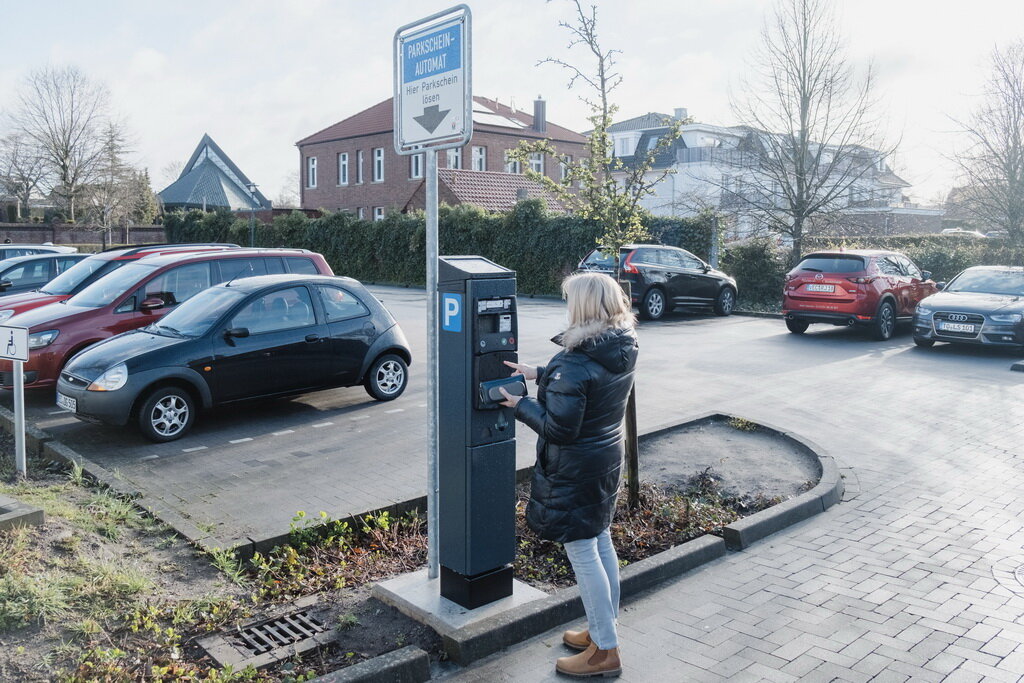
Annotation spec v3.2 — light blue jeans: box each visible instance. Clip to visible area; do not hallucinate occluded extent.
[563,527,620,650]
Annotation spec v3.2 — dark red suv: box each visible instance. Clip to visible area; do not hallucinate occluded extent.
[782,250,938,340]
[0,249,332,389]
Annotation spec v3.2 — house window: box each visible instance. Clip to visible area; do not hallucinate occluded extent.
[356,150,364,184]
[504,151,521,174]
[373,147,384,182]
[306,157,317,188]
[410,153,423,179]
[373,207,384,221]
[338,153,348,186]
[446,147,462,169]
[529,152,544,174]
[560,155,573,181]
[472,146,486,171]
[357,207,365,219]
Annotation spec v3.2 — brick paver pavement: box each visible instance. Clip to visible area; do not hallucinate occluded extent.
[441,316,1024,681]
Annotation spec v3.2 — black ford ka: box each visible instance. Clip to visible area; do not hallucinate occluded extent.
[56,274,411,442]
[913,266,1024,351]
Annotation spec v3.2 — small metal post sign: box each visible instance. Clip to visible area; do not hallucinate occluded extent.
[0,325,29,477]
[394,5,472,152]
[394,5,472,583]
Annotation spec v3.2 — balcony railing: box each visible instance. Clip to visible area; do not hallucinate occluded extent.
[676,147,753,166]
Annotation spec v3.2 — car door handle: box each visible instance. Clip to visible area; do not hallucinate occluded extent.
[305,334,321,343]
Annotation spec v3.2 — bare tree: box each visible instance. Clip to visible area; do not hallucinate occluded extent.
[13,66,110,221]
[274,170,301,209]
[158,160,185,190]
[87,121,133,229]
[0,132,48,220]
[730,0,891,260]
[508,0,682,269]
[954,42,1024,243]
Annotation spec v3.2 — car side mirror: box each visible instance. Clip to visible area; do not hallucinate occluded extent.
[701,263,710,273]
[921,271,932,280]
[0,279,11,291]
[936,282,946,291]
[139,297,165,312]
[224,327,250,339]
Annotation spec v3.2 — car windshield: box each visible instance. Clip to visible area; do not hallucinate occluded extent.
[149,287,246,338]
[39,257,125,296]
[946,270,1024,297]
[67,262,158,308]
[583,249,627,269]
[795,256,865,273]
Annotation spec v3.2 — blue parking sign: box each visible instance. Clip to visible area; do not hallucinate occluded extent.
[442,293,462,332]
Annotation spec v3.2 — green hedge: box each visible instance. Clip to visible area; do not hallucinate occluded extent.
[163,202,715,296]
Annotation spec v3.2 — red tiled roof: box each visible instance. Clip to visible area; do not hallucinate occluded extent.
[297,96,587,146]
[435,168,566,213]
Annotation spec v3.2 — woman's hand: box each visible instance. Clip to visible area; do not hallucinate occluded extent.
[498,386,522,408]
[503,360,537,381]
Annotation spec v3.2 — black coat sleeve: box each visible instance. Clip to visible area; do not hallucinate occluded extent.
[514,364,587,444]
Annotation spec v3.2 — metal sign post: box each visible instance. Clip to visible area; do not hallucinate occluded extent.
[394,5,472,581]
[0,325,30,478]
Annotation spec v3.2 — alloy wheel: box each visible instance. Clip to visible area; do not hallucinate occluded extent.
[375,360,405,396]
[151,395,190,437]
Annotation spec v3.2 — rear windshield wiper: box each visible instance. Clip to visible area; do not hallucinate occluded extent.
[800,267,823,272]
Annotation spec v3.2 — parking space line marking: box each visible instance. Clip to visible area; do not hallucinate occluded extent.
[229,438,253,444]
[312,422,333,428]
[273,429,295,436]
[417,403,427,407]
[385,408,404,414]
[182,446,208,453]
[350,415,369,421]
[49,410,70,415]
[138,455,159,461]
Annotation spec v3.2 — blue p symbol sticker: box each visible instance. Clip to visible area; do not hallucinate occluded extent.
[442,293,462,332]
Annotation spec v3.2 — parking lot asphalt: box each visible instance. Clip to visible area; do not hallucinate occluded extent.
[4,285,1022,561]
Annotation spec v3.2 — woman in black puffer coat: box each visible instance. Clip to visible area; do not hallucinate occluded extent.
[499,272,637,678]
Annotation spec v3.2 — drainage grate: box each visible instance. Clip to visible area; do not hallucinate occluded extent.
[230,610,326,656]
[198,597,335,669]
[991,556,1024,599]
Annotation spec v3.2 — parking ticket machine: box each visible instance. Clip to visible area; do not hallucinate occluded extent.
[437,256,520,609]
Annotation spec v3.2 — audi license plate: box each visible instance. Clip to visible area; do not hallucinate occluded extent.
[56,392,77,412]
[938,322,975,333]
[806,283,835,293]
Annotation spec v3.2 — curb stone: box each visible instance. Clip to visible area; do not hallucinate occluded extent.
[1011,361,1024,372]
[0,493,44,530]
[308,646,430,683]
[733,309,783,319]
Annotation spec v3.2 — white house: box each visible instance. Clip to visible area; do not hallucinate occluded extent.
[607,109,943,239]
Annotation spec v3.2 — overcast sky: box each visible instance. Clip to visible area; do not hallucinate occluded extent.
[2,0,1021,205]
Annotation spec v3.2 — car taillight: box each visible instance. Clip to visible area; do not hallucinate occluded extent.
[621,252,639,274]
[846,276,877,284]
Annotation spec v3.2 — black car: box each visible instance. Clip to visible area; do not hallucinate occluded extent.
[0,252,90,296]
[579,244,738,320]
[56,274,412,442]
[912,266,1024,351]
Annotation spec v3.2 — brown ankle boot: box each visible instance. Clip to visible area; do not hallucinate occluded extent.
[562,628,592,651]
[555,642,621,678]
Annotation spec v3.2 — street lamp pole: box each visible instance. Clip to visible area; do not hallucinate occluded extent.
[247,182,259,247]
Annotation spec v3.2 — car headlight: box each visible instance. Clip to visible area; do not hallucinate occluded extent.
[915,305,933,316]
[87,363,128,392]
[989,313,1023,324]
[27,329,59,349]
[0,310,13,323]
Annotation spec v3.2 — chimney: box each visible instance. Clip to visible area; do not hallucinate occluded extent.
[534,96,547,133]
[674,107,688,121]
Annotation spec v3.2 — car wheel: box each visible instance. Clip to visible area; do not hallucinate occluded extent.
[914,337,935,348]
[713,287,736,316]
[873,301,896,341]
[786,318,809,334]
[138,386,195,442]
[365,354,408,401]
[639,288,667,321]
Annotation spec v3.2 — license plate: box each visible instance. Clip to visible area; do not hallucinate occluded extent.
[805,283,835,293]
[938,322,976,333]
[56,392,77,412]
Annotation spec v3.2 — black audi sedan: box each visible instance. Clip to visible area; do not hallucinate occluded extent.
[56,274,411,441]
[912,266,1024,351]
[578,244,737,320]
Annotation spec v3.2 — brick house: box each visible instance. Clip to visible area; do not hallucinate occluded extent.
[296,97,587,217]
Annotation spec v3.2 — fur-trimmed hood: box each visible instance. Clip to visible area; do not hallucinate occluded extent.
[554,325,638,374]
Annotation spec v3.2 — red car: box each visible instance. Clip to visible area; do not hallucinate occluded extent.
[0,249,333,389]
[0,243,238,324]
[782,250,938,340]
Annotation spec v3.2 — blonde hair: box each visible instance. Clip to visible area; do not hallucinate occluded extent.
[560,272,635,349]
